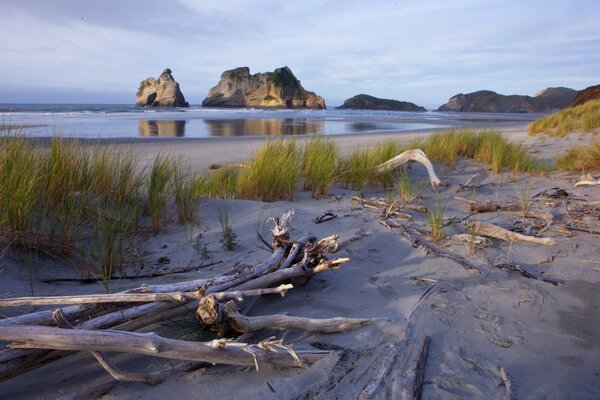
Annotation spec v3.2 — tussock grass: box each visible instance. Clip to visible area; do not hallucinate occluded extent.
[195,168,239,199]
[338,140,400,190]
[0,131,191,284]
[528,99,600,137]
[425,194,447,243]
[556,138,600,171]
[302,136,339,198]
[237,139,300,202]
[171,161,198,224]
[146,154,173,235]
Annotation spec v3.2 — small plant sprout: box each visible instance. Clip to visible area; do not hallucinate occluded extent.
[519,184,531,219]
[218,202,238,251]
[193,235,209,259]
[425,194,447,243]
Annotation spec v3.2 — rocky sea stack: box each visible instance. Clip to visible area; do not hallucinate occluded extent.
[570,84,600,107]
[136,68,189,108]
[337,94,425,112]
[437,87,577,113]
[202,66,325,109]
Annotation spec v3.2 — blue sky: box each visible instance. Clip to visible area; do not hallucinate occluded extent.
[1,0,599,108]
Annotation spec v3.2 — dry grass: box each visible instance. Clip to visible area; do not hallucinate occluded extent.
[528,99,600,137]
[556,138,600,172]
[237,139,301,202]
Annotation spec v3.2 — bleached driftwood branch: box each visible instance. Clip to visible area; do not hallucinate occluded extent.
[574,173,600,187]
[466,221,557,246]
[0,326,328,369]
[0,285,293,308]
[222,301,376,334]
[375,149,443,188]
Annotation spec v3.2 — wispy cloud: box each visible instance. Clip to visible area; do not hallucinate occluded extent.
[0,0,598,107]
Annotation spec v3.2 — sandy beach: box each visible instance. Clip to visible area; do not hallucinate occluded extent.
[1,123,599,400]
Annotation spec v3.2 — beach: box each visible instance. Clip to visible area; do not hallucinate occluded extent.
[0,117,599,399]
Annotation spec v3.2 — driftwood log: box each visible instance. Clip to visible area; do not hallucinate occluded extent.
[375,149,443,188]
[0,211,361,384]
[465,221,557,246]
[0,326,328,369]
[575,173,600,187]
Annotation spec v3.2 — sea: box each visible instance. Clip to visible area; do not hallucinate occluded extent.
[0,104,543,139]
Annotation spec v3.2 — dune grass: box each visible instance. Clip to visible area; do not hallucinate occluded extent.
[146,154,174,235]
[237,139,301,202]
[337,129,540,191]
[302,136,339,198]
[528,99,600,137]
[556,138,600,172]
[0,132,195,285]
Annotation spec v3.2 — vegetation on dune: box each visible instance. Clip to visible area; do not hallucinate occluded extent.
[301,136,339,198]
[0,124,559,286]
[556,138,600,172]
[528,99,600,137]
[236,139,300,202]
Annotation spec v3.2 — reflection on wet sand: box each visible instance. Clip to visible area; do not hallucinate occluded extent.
[205,118,324,137]
[138,120,186,137]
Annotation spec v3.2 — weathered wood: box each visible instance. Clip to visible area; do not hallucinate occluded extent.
[0,285,293,308]
[499,367,513,400]
[493,263,560,286]
[359,343,399,400]
[388,222,481,273]
[575,173,600,187]
[453,196,521,213]
[222,301,375,334]
[466,221,557,246]
[0,326,329,369]
[233,258,350,292]
[413,336,430,400]
[375,149,443,188]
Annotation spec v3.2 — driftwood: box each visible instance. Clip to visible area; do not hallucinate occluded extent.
[0,285,293,308]
[222,301,375,333]
[574,173,600,187]
[413,335,430,400]
[0,211,360,385]
[493,263,560,286]
[375,149,443,188]
[0,326,328,369]
[454,196,520,213]
[388,222,481,274]
[466,221,557,246]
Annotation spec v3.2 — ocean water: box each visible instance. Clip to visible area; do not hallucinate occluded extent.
[0,104,541,139]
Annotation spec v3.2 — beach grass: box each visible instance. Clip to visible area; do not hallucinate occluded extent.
[237,139,300,202]
[146,153,173,235]
[171,161,199,224]
[301,136,339,198]
[556,138,600,171]
[528,99,600,137]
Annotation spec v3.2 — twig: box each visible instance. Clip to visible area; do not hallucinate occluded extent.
[388,223,481,274]
[314,212,337,224]
[493,263,560,286]
[413,336,430,400]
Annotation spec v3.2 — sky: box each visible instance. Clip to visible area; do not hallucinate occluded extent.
[0,0,599,108]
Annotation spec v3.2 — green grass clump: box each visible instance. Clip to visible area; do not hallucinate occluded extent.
[146,154,174,235]
[195,168,240,199]
[528,99,600,137]
[556,138,600,171]
[338,140,402,191]
[237,139,300,202]
[171,162,199,224]
[302,136,339,198]
[424,194,447,243]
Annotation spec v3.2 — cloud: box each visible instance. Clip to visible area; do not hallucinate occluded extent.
[0,0,599,106]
